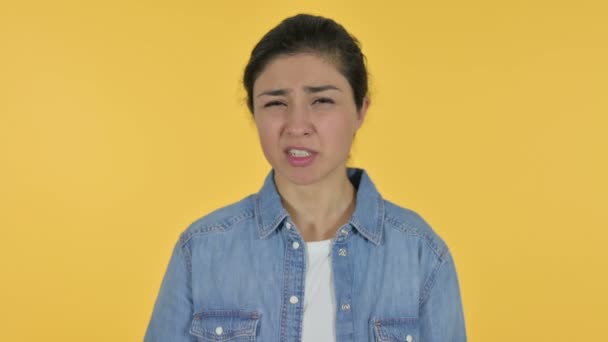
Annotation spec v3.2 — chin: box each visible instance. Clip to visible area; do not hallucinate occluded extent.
[274,167,324,187]
[285,172,320,186]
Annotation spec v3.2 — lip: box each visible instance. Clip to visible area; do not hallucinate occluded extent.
[284,146,317,154]
[285,146,317,167]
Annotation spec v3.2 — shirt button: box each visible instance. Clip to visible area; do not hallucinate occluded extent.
[290,295,299,304]
[292,241,300,250]
[285,222,292,229]
[340,229,348,236]
[215,326,223,335]
[406,335,413,342]
[338,248,347,256]
[341,303,351,311]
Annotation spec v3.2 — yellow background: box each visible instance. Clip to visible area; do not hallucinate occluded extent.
[1,0,607,340]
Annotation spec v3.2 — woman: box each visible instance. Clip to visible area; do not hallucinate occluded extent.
[145,14,466,342]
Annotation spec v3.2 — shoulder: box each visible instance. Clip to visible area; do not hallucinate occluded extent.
[178,195,256,246]
[382,199,449,261]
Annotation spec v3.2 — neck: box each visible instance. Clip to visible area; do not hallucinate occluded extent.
[275,169,356,242]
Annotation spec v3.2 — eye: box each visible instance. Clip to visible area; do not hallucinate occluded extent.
[313,97,335,105]
[263,100,285,108]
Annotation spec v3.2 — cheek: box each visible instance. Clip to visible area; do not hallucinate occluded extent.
[324,116,358,145]
[255,120,280,156]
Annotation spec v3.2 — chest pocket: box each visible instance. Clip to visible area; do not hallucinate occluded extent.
[189,310,260,342]
[372,317,419,342]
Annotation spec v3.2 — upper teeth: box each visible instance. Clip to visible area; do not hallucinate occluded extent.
[289,149,311,157]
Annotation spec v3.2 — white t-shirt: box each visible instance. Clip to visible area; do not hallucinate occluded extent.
[301,239,336,342]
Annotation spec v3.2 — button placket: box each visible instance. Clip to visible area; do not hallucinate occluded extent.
[279,221,305,340]
[332,224,355,340]
[288,236,301,307]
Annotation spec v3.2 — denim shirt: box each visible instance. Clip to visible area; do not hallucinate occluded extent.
[145,168,466,342]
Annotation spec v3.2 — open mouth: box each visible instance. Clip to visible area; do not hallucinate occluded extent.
[288,148,312,157]
[285,147,317,167]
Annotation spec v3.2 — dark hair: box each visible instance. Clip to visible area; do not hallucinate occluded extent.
[243,14,368,113]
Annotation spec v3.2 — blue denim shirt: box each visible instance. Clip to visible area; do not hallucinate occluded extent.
[145,168,466,341]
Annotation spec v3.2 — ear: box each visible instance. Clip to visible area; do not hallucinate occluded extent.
[355,96,370,129]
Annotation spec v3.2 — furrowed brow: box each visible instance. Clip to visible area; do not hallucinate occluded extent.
[304,85,341,93]
[257,89,288,97]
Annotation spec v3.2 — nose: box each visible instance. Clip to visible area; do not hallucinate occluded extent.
[284,102,313,136]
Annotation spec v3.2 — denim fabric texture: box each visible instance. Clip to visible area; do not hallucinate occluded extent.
[145,168,466,342]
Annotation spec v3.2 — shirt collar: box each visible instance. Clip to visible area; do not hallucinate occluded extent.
[255,168,384,245]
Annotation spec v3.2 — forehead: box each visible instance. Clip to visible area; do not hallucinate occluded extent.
[253,53,349,93]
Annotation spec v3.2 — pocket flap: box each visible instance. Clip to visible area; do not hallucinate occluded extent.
[190,310,260,341]
[372,317,419,342]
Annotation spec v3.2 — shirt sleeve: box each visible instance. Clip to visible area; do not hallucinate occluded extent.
[144,240,194,342]
[419,250,467,342]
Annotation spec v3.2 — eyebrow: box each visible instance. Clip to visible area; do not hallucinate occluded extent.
[256,85,341,97]
[305,85,341,93]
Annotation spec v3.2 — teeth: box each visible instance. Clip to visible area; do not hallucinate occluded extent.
[289,149,311,157]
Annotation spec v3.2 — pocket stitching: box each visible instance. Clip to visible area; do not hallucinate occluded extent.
[372,317,418,342]
[190,310,260,341]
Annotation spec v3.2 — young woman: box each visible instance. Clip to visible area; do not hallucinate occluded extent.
[145,14,466,342]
